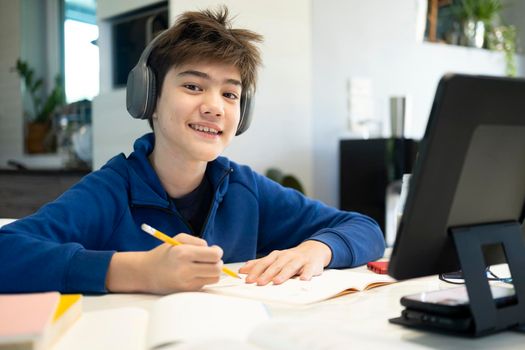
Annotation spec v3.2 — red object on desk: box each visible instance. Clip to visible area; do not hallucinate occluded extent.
[367,261,389,274]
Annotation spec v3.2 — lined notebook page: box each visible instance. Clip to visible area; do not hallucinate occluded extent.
[204,269,395,305]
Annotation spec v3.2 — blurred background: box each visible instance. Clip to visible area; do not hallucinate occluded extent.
[0,0,523,238]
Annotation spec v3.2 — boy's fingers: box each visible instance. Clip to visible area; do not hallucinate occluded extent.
[256,255,294,285]
[299,263,315,281]
[173,233,208,246]
[245,252,279,283]
[268,258,303,285]
[190,260,224,278]
[238,259,256,273]
[172,245,223,263]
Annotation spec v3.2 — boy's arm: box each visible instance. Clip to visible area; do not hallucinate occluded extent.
[239,172,385,285]
[0,170,124,293]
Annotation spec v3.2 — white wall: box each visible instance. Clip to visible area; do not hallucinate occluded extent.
[92,89,151,165]
[93,0,314,195]
[311,0,525,207]
[0,0,23,166]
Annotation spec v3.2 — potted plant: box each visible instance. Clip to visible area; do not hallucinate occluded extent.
[265,168,305,194]
[12,59,65,153]
[452,0,503,48]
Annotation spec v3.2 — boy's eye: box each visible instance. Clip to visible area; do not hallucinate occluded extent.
[223,92,239,100]
[183,84,202,91]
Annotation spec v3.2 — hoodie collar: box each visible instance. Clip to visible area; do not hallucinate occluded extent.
[125,133,232,208]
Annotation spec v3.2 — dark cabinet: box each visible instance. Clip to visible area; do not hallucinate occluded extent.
[339,138,418,233]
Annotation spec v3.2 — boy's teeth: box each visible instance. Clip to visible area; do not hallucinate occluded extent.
[190,124,219,134]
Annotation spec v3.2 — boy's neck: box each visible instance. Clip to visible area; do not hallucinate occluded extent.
[148,146,207,199]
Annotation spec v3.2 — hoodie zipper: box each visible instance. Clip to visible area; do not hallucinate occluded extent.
[131,167,233,238]
[198,167,233,238]
[130,203,195,235]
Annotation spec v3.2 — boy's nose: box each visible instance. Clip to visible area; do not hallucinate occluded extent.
[200,94,224,117]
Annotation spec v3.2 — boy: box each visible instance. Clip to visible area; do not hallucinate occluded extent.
[0,7,385,294]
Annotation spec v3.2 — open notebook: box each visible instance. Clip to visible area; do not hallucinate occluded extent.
[204,268,395,305]
[54,292,269,350]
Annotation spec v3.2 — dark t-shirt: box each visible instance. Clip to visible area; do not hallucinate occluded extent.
[171,175,212,236]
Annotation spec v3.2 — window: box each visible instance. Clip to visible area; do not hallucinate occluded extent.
[63,0,98,103]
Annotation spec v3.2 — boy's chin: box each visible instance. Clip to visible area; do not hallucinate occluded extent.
[193,141,232,162]
[194,150,222,163]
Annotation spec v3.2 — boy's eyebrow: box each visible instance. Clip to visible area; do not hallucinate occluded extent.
[177,70,242,87]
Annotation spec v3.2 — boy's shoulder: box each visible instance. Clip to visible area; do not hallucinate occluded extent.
[215,156,258,181]
[99,147,151,182]
[71,153,130,192]
[214,156,274,194]
[101,153,129,177]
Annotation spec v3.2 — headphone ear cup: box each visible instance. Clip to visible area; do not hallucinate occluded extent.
[236,90,254,135]
[143,68,157,119]
[126,64,157,119]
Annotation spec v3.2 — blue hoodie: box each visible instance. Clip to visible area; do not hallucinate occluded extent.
[0,134,385,293]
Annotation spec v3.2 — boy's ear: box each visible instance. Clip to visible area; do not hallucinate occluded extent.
[236,89,254,136]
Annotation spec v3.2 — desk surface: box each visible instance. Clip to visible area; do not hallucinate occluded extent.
[73,263,523,349]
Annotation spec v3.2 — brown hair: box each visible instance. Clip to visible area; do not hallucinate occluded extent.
[149,6,263,101]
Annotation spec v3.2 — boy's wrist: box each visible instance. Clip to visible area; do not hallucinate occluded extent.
[106,251,148,293]
[299,240,333,267]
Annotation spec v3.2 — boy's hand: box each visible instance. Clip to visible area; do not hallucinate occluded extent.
[238,240,332,286]
[106,233,224,294]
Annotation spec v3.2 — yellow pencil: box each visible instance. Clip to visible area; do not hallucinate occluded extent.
[141,223,241,279]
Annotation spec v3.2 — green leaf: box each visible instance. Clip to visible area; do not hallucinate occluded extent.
[266,168,284,183]
[33,79,43,92]
[282,175,305,194]
[265,167,305,195]
[453,0,503,22]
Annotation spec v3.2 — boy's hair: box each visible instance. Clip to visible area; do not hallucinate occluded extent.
[148,6,263,127]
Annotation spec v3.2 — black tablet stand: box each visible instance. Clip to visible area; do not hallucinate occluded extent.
[391,221,525,337]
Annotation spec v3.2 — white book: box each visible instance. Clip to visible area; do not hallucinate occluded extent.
[53,292,269,350]
[204,268,395,305]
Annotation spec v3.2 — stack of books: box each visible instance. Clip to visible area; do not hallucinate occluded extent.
[0,292,82,350]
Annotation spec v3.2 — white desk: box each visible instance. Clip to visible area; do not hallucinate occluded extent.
[4,217,522,348]
[73,264,523,349]
[0,219,16,228]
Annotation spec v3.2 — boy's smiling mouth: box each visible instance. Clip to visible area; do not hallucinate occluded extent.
[189,123,223,136]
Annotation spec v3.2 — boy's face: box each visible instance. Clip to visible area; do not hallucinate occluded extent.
[152,61,242,163]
